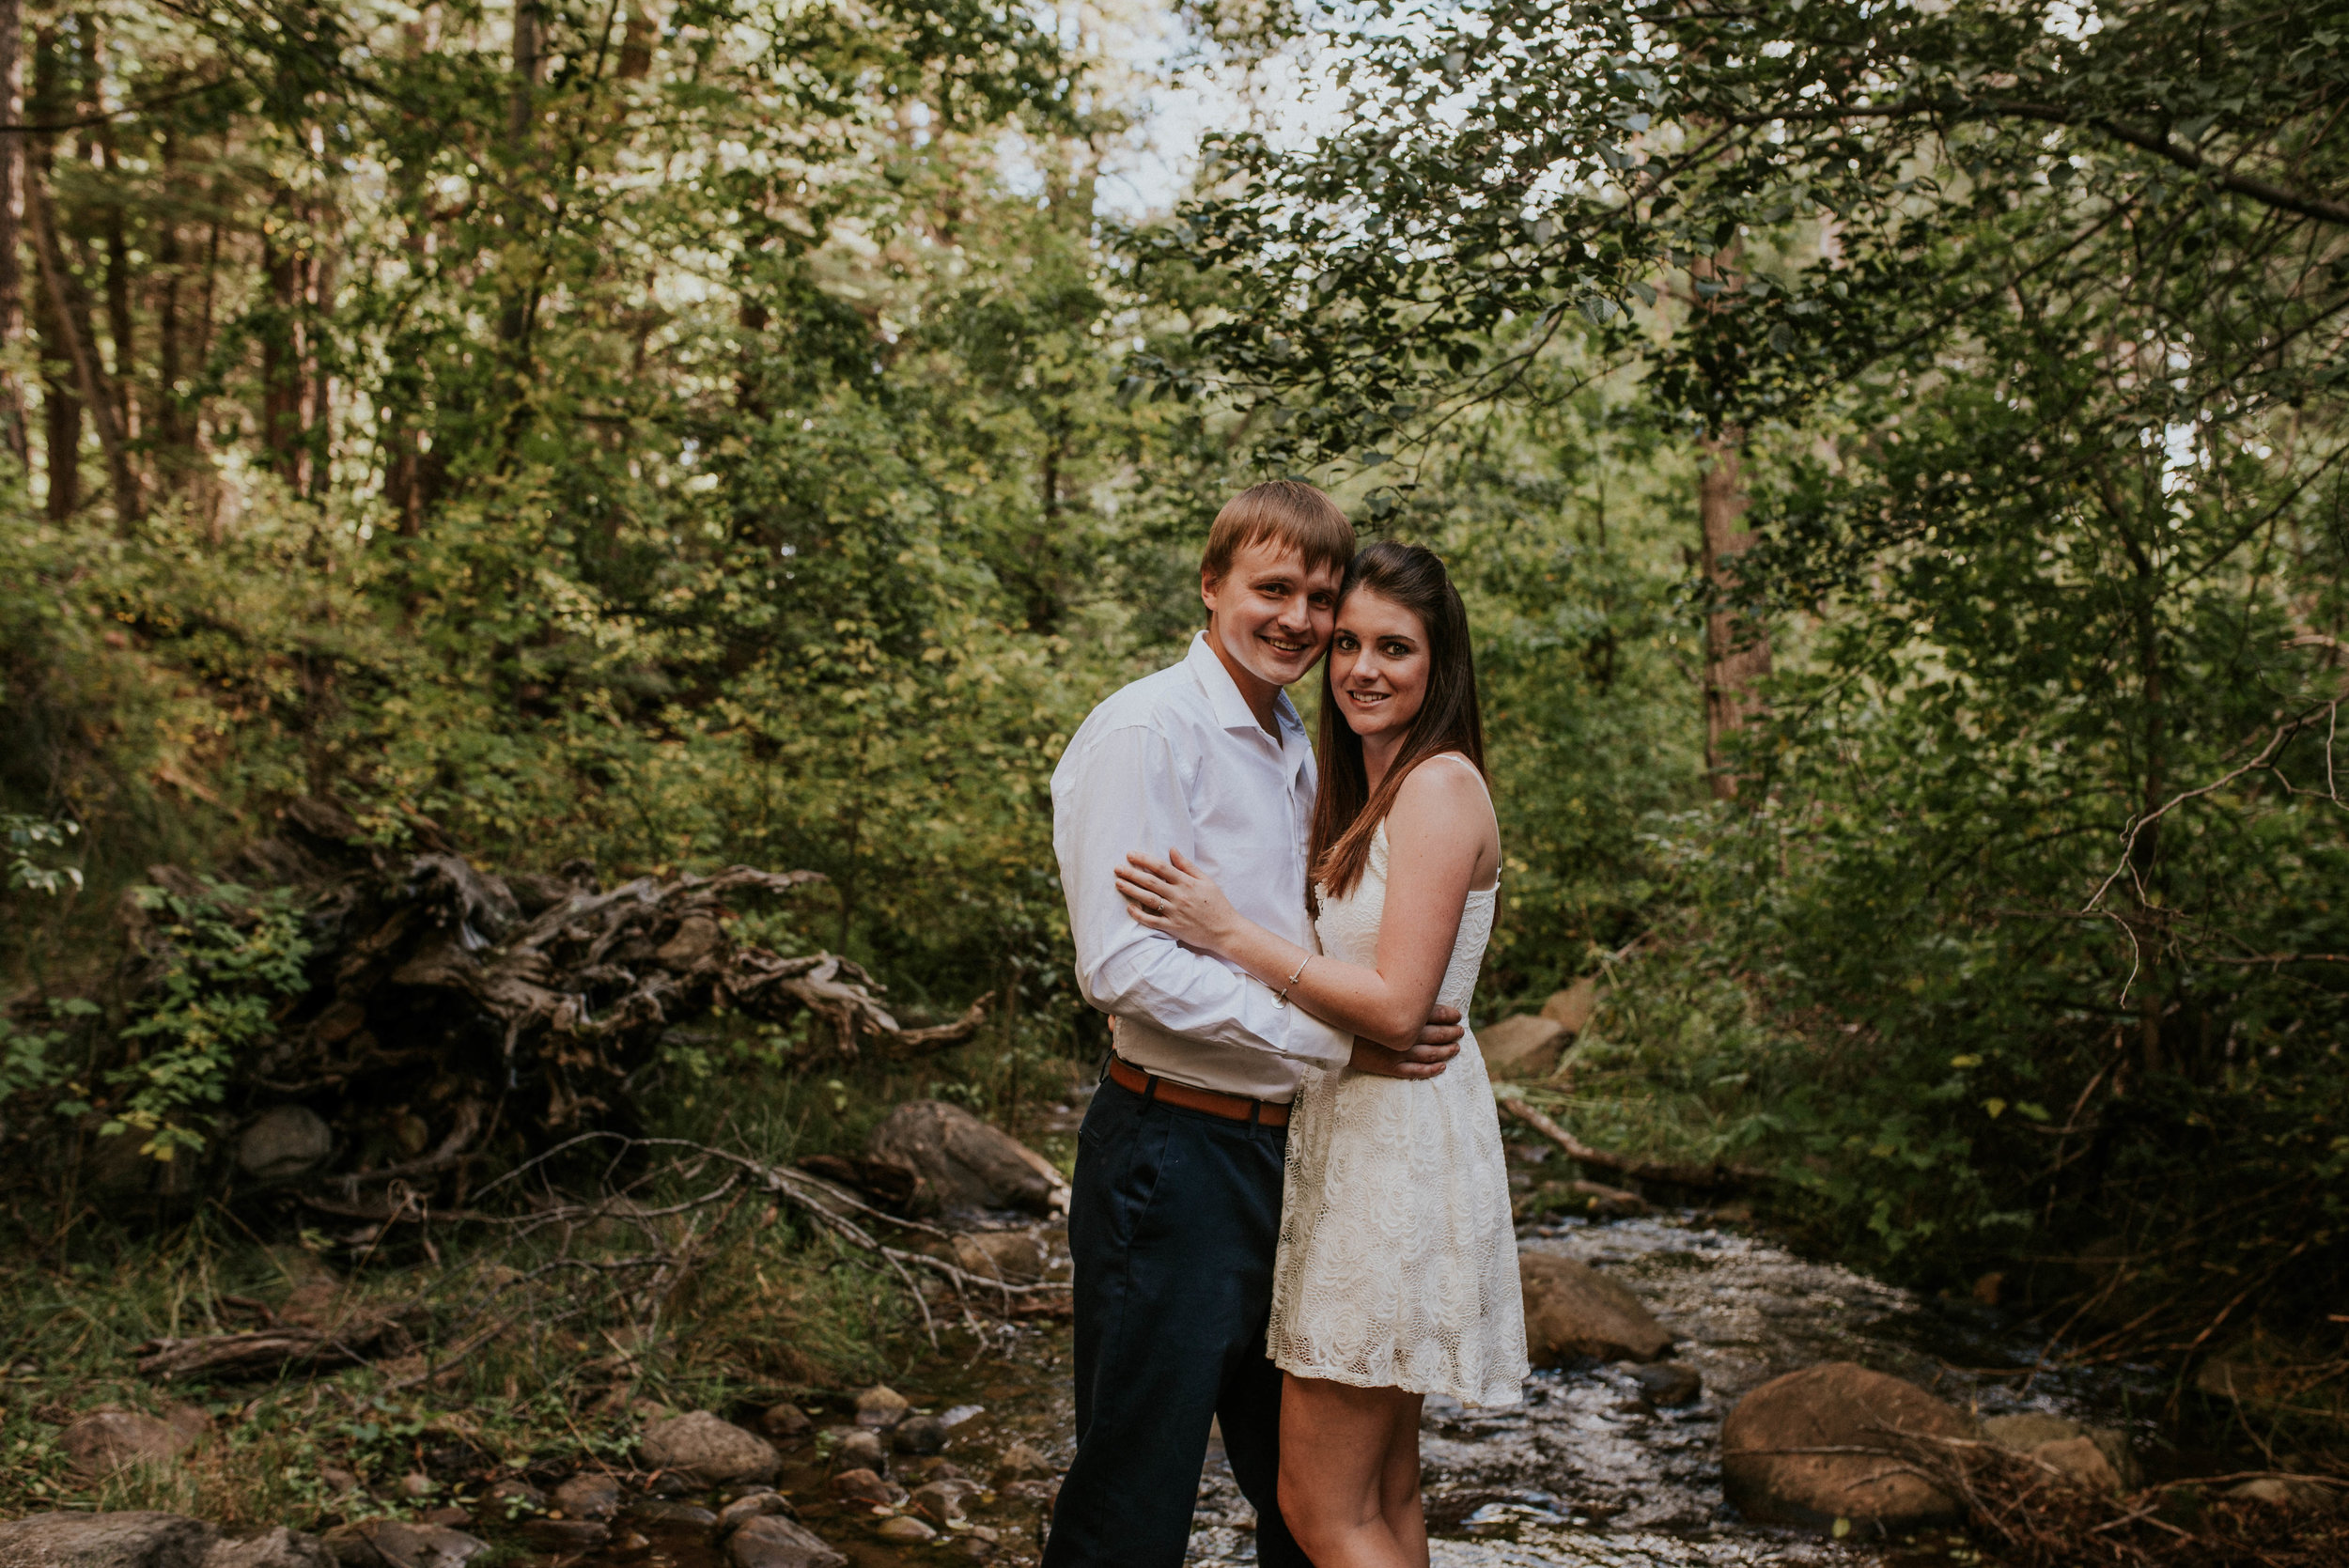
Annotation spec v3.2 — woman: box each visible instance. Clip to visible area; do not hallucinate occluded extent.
[1115,540,1527,1567]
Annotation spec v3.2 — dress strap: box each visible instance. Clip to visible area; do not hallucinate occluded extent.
[1424,751,1491,799]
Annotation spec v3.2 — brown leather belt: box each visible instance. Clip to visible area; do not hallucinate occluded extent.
[1107,1055,1291,1127]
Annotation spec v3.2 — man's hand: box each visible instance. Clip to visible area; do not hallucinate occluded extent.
[1346,1004,1464,1080]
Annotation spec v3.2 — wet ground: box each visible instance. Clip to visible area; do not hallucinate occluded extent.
[569,1111,2170,1568]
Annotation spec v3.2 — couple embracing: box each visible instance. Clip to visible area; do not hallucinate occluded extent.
[1045,481,1529,1568]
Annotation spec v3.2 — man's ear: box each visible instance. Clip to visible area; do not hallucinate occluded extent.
[1200,566,1221,622]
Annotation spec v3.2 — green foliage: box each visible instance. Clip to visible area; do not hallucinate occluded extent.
[4,815,82,897]
[1170,0,2349,1342]
[109,884,314,1160]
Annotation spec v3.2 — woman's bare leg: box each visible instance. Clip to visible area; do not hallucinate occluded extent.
[1378,1391,1427,1568]
[1277,1374,1421,1568]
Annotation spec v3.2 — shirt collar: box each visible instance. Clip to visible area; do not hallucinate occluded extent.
[1187,630,1306,741]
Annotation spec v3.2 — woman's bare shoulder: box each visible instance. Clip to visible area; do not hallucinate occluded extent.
[1388,754,1494,839]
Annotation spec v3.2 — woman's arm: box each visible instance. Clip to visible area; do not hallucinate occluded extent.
[1116,761,1497,1050]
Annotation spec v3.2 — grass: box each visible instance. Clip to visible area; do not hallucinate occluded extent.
[0,1032,1091,1529]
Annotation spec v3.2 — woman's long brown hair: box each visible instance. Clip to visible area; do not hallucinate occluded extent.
[1309,541,1487,905]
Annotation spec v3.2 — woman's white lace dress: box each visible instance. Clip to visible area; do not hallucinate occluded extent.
[1267,808,1530,1407]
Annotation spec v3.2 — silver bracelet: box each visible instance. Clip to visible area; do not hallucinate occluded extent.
[1273,953,1312,1007]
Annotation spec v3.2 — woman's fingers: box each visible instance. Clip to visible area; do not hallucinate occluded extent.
[1124,850,1175,879]
[1113,867,1170,903]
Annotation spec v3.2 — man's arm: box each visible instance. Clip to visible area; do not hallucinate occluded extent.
[1052,722,1351,1067]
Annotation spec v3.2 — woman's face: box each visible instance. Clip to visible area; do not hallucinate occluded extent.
[1330,587,1431,742]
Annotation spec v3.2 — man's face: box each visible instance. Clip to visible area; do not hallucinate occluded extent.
[1201,536,1343,693]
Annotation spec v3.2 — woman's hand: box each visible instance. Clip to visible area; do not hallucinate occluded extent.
[1115,849,1244,951]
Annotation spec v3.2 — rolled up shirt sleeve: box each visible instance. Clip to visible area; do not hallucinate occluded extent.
[1054,722,1351,1068]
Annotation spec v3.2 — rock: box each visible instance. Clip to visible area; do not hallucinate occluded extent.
[620,1502,716,1528]
[397,1474,434,1499]
[201,1529,334,1568]
[950,1231,1049,1284]
[1981,1412,2079,1451]
[1518,1251,1672,1363]
[832,1429,888,1471]
[1625,1360,1703,1407]
[826,1469,904,1508]
[61,1411,195,1478]
[759,1403,811,1439]
[907,1481,977,1527]
[319,1523,488,1568]
[2196,1354,2262,1399]
[1721,1362,1974,1532]
[236,1106,334,1182]
[551,1472,623,1521]
[411,1517,466,1534]
[715,1494,797,1536]
[892,1416,949,1455]
[640,1411,779,1486]
[2031,1436,2123,1495]
[2225,1477,2335,1509]
[0,1514,220,1568]
[1983,1413,2139,1490]
[724,1517,845,1568]
[1540,977,1601,1035]
[865,1100,1069,1216]
[854,1386,911,1428]
[1479,1015,1567,1079]
[319,1469,363,1498]
[161,1405,212,1446]
[992,1442,1055,1483]
[873,1518,936,1544]
[518,1523,607,1556]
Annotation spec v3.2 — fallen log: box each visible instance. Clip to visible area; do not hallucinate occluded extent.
[69,797,992,1216]
[132,1313,417,1380]
[1498,1094,1770,1191]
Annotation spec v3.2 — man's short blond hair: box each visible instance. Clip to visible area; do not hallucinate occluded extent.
[1202,480,1355,583]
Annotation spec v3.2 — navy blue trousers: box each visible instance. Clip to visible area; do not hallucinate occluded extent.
[1041,1072,1313,1568]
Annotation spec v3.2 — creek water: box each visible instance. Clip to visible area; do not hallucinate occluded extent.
[577,1131,2170,1568]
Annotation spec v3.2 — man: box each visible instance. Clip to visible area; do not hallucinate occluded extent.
[1044,480,1465,1567]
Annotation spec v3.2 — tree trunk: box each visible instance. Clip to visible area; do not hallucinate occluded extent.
[27,173,133,524]
[98,124,133,442]
[260,200,306,482]
[0,0,24,464]
[305,241,334,500]
[1699,433,1769,799]
[29,22,72,514]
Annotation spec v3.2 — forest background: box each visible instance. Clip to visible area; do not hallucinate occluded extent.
[0,0,2342,1467]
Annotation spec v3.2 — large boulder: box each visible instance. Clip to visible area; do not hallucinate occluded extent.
[1479,1016,1567,1079]
[0,1514,218,1568]
[1982,1412,2138,1492]
[865,1101,1068,1216]
[318,1524,486,1568]
[639,1410,779,1486]
[1541,978,1601,1035]
[236,1106,334,1182]
[724,1517,845,1568]
[1518,1251,1672,1363]
[201,1531,334,1568]
[60,1411,196,1479]
[1722,1362,1975,1533]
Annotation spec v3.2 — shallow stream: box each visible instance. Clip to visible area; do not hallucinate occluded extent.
[585,1125,2171,1568]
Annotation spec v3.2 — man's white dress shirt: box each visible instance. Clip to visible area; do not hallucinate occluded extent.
[1051,631,1353,1103]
